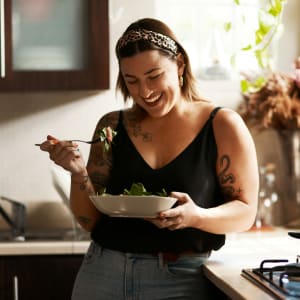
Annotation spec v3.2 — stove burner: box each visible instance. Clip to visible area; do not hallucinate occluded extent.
[242,258,300,299]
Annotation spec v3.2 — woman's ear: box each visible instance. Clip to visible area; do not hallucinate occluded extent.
[176,53,185,75]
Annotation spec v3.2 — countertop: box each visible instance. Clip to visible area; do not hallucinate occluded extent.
[0,239,90,255]
[204,227,300,299]
[0,228,299,299]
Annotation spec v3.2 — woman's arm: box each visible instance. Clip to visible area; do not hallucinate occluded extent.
[207,108,259,233]
[70,110,120,231]
[40,110,120,232]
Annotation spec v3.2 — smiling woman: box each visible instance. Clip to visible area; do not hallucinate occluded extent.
[38,17,258,300]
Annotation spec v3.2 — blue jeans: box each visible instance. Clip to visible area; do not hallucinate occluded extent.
[72,241,222,300]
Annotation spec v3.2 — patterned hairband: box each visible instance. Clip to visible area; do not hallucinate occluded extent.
[116,28,178,55]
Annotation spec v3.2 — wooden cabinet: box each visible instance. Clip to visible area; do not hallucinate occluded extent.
[0,0,109,91]
[0,254,83,300]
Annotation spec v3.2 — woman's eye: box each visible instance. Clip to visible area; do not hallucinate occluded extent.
[149,73,161,80]
[127,80,137,85]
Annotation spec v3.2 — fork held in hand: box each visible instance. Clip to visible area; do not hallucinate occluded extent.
[35,137,101,146]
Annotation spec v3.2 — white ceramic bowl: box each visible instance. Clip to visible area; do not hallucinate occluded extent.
[89,195,177,218]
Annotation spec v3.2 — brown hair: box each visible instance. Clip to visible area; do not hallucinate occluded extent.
[115,18,201,102]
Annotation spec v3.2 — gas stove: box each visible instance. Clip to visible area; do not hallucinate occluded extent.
[242,256,300,299]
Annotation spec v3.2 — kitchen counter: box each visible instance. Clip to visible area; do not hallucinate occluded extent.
[204,227,300,299]
[0,240,90,255]
[0,228,299,299]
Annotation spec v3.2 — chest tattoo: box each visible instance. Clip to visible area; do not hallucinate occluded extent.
[132,123,152,142]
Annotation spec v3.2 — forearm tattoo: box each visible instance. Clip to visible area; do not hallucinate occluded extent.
[72,175,89,191]
[218,154,242,199]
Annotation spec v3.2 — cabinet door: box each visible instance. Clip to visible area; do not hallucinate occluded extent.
[0,255,83,300]
[0,0,109,91]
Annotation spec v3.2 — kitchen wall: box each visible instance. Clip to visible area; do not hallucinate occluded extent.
[0,0,299,231]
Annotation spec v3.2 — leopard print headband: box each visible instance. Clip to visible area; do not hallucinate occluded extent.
[116,28,178,55]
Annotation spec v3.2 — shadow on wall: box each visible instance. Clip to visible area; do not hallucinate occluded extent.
[0,90,105,125]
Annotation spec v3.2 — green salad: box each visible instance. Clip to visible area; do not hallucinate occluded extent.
[123,183,168,197]
[99,182,168,197]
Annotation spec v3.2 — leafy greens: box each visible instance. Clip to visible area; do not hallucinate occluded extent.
[123,183,168,197]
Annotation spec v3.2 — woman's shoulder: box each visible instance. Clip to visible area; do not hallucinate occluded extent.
[212,107,245,128]
[212,107,253,147]
[95,109,123,130]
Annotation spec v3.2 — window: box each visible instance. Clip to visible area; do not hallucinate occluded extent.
[155,0,261,80]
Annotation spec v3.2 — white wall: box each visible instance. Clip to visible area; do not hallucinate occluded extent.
[277,0,300,72]
[0,0,299,229]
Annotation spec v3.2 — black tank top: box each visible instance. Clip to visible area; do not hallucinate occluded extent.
[91,107,225,253]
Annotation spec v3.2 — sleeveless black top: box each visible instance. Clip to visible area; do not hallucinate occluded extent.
[91,107,225,253]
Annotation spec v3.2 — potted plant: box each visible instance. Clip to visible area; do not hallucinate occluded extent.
[231,1,300,226]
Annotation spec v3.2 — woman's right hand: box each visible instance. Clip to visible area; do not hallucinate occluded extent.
[39,134,87,176]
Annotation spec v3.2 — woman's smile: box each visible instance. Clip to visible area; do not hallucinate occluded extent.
[143,93,163,105]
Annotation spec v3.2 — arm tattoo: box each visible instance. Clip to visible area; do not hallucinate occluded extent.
[71,175,89,191]
[218,154,242,199]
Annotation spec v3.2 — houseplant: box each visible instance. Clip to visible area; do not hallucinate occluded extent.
[232,1,300,226]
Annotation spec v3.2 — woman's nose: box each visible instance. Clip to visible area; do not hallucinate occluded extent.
[139,82,153,99]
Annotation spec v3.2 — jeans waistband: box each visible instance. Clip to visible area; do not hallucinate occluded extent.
[94,242,211,264]
[152,250,211,264]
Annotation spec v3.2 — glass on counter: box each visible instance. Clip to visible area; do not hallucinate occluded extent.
[253,163,279,230]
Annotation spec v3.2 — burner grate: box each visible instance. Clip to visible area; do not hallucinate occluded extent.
[242,258,300,299]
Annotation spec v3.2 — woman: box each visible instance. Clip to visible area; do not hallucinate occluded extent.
[40,18,259,299]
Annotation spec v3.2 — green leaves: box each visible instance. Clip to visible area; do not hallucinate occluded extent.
[123,183,168,197]
[241,44,252,51]
[268,0,285,17]
[123,183,151,196]
[240,76,267,94]
[224,22,232,32]
[98,183,168,197]
[97,126,117,154]
[255,21,272,45]
[229,0,287,93]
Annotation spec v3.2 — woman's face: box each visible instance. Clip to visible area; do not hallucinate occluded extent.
[120,50,184,118]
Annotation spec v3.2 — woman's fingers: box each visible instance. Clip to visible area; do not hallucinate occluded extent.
[39,136,81,167]
[39,135,59,151]
[145,191,199,230]
[52,147,77,164]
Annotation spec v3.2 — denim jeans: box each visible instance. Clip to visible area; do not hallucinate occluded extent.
[71,241,222,300]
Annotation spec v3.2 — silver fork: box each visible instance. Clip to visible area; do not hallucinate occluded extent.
[35,137,101,146]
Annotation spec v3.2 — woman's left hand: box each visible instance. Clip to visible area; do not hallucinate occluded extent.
[145,191,200,230]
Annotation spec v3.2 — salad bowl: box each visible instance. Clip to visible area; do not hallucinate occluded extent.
[89,194,177,218]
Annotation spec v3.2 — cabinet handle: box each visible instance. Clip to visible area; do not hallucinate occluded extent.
[0,0,5,78]
[13,276,19,300]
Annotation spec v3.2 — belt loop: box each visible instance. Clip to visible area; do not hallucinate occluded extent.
[158,253,164,269]
[93,242,102,257]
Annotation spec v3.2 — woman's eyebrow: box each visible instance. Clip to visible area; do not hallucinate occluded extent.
[144,67,161,75]
[124,74,136,78]
[124,67,161,78]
